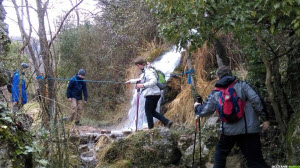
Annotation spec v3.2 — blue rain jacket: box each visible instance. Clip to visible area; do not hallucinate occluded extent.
[66,74,88,101]
[11,70,27,104]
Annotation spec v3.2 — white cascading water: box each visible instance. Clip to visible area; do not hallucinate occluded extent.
[123,47,182,131]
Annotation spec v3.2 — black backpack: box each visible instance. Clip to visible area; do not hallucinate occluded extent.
[6,76,13,93]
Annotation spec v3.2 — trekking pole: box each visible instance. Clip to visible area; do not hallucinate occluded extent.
[198,116,201,166]
[192,116,198,168]
[196,95,203,167]
[135,81,141,132]
[192,95,203,167]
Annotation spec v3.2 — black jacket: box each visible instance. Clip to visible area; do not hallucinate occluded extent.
[67,74,88,101]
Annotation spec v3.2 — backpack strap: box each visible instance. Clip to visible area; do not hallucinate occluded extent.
[148,66,159,79]
[71,76,78,85]
[244,114,248,134]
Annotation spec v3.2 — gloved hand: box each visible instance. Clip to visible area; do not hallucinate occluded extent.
[194,102,201,109]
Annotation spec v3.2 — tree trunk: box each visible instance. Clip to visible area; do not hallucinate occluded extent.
[36,0,53,128]
[214,38,229,67]
[256,35,287,139]
[273,56,289,128]
[185,48,197,101]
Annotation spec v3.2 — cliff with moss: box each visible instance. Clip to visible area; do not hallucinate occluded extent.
[0,1,33,167]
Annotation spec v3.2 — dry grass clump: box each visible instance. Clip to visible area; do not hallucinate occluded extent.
[164,43,217,127]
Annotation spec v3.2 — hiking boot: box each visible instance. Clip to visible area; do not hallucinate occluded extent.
[166,121,173,128]
[75,121,82,126]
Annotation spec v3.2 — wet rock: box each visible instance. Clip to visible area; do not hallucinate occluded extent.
[81,151,98,168]
[100,129,111,134]
[81,151,94,158]
[122,130,132,135]
[110,134,117,139]
[178,135,193,152]
[79,133,100,144]
[79,144,89,154]
[95,135,112,151]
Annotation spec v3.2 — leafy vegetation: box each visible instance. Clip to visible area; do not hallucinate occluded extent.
[147,0,300,163]
[57,0,160,123]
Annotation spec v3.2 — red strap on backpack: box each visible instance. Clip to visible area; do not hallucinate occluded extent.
[214,80,246,123]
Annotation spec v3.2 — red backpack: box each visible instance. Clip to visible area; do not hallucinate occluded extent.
[214,80,246,123]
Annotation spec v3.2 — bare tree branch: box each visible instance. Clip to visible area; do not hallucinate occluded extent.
[12,0,32,53]
[42,0,50,14]
[269,47,294,62]
[69,0,80,27]
[262,39,278,57]
[48,0,84,48]
[4,5,38,12]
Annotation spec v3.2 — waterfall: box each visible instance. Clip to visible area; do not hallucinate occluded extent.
[123,47,182,131]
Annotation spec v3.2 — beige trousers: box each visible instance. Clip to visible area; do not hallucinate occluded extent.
[69,98,83,122]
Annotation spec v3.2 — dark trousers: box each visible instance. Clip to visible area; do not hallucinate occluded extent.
[145,95,169,129]
[214,133,269,168]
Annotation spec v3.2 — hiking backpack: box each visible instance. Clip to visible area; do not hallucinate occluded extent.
[6,75,13,93]
[214,80,246,123]
[149,67,167,90]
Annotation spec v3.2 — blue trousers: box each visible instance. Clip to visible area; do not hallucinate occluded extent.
[214,133,269,168]
[145,95,169,129]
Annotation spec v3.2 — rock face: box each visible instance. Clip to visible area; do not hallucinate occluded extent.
[97,127,181,168]
[0,0,10,87]
[0,102,33,168]
[0,142,12,168]
[180,116,220,167]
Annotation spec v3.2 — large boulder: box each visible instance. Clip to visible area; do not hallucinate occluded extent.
[180,116,220,167]
[97,127,181,168]
[181,116,247,168]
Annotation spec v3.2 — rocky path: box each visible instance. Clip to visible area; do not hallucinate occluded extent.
[70,125,133,168]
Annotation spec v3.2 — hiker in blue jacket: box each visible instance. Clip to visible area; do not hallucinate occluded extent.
[11,63,29,115]
[194,66,270,168]
[67,69,88,126]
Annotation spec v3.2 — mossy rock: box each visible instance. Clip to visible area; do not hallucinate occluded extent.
[0,102,33,168]
[111,160,132,168]
[97,127,181,168]
[180,116,220,167]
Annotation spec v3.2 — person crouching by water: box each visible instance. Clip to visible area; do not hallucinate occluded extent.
[67,69,88,126]
[126,57,173,129]
[194,66,270,168]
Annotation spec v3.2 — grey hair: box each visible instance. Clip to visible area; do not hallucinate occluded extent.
[216,66,232,79]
